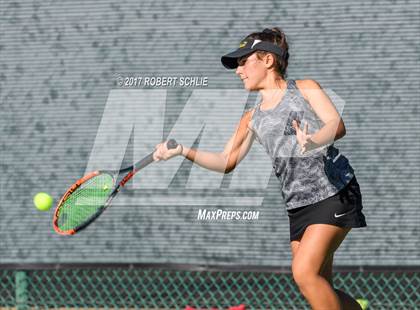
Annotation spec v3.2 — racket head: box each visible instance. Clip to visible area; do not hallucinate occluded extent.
[53,171,116,235]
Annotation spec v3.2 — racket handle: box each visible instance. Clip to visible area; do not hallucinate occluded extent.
[166,138,178,150]
[129,139,178,172]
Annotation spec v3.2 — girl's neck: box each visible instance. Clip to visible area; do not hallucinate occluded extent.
[260,78,288,105]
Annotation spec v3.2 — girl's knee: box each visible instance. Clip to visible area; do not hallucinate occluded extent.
[292,259,319,289]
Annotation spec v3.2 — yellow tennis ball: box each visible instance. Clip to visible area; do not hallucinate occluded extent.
[33,192,53,211]
[356,298,369,310]
[103,185,109,191]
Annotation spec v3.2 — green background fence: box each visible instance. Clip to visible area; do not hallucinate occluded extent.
[1,267,419,309]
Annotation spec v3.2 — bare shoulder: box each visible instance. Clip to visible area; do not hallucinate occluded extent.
[244,107,255,117]
[295,79,322,101]
[295,79,322,89]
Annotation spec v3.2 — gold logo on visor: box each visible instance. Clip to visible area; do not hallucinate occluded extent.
[239,41,247,48]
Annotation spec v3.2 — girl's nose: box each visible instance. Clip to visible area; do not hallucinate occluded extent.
[235,65,242,75]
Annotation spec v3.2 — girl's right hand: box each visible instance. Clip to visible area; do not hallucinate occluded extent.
[153,141,183,162]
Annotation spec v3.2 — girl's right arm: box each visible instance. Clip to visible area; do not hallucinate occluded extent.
[181,109,256,174]
[156,110,255,173]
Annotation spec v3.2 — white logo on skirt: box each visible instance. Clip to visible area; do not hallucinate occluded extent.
[334,211,351,218]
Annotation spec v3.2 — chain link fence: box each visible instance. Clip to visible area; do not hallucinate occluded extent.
[1,267,419,309]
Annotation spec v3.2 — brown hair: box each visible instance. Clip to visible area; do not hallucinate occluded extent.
[245,27,289,79]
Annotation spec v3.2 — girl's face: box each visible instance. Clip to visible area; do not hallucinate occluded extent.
[235,52,268,91]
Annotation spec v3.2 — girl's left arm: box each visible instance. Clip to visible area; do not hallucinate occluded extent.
[296,79,346,151]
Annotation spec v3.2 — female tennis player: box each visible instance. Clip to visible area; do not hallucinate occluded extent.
[153,28,367,310]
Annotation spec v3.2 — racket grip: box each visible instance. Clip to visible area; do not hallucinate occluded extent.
[166,139,178,150]
[135,139,178,170]
[119,139,179,174]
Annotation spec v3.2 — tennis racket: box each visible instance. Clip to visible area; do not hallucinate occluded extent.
[53,139,178,235]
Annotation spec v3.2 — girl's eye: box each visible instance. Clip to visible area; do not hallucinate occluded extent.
[238,58,247,66]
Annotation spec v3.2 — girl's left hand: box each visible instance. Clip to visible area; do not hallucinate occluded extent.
[292,120,315,155]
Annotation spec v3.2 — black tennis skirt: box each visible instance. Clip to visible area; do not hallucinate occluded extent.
[287,176,367,242]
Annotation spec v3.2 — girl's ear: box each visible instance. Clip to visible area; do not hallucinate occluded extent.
[263,53,276,69]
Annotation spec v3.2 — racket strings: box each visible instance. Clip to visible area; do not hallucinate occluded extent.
[57,173,115,230]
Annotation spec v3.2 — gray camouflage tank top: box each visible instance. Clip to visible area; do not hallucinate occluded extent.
[249,79,355,210]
